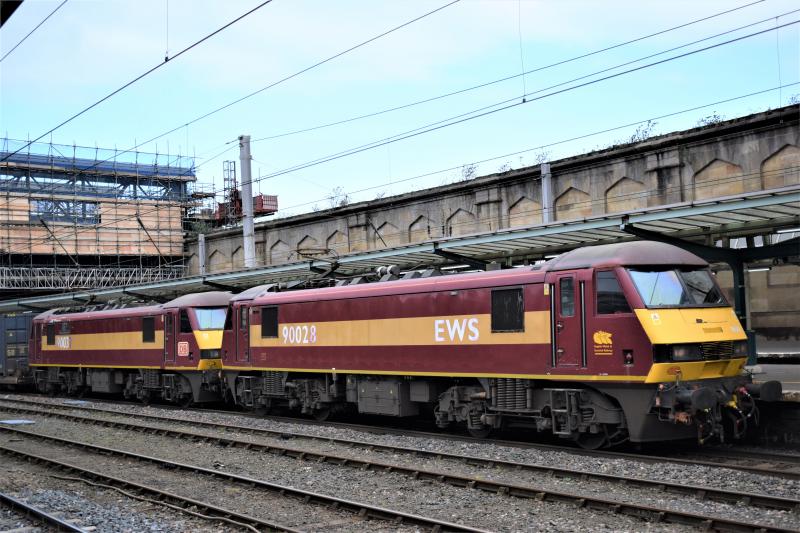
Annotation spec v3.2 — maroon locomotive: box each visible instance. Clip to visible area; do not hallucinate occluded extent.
[221,241,781,448]
[28,292,230,405]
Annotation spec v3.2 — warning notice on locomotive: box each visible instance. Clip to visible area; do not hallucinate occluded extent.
[177,341,190,357]
[593,330,613,356]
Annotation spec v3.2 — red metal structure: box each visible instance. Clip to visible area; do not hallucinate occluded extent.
[222,241,781,447]
[28,292,230,405]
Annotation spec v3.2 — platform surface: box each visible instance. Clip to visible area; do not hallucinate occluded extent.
[749,363,800,401]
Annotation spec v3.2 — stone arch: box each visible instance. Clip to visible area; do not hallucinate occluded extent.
[693,158,744,200]
[408,215,431,243]
[231,246,243,269]
[446,208,476,236]
[269,240,291,265]
[605,177,646,213]
[296,235,319,253]
[327,230,348,256]
[554,187,592,221]
[508,196,542,227]
[375,221,401,247]
[761,144,800,190]
[207,250,227,273]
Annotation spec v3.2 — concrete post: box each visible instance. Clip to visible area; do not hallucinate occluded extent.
[541,163,553,224]
[198,234,207,275]
[239,135,256,268]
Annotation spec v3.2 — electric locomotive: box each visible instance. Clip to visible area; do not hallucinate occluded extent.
[28,292,230,405]
[221,241,781,447]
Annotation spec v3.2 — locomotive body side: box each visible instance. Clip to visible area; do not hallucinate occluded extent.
[220,241,780,446]
[29,292,231,404]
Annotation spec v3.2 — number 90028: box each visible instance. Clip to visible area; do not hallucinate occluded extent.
[282,325,317,344]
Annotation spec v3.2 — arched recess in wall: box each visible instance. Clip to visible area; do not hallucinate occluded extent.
[269,240,291,265]
[327,230,348,257]
[446,208,476,236]
[408,215,431,243]
[231,246,244,269]
[375,221,401,248]
[761,144,800,190]
[207,250,227,273]
[605,177,646,213]
[508,196,542,227]
[693,158,745,200]
[554,187,591,221]
[296,235,319,253]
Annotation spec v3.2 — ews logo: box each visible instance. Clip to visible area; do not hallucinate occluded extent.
[434,318,480,343]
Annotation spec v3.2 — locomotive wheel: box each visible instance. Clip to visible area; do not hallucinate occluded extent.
[467,426,492,439]
[312,406,331,422]
[138,391,151,406]
[574,429,608,450]
[178,394,194,408]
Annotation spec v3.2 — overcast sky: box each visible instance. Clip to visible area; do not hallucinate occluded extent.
[1,0,798,218]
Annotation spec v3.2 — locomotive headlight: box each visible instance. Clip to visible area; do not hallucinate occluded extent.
[200,349,220,360]
[733,341,748,358]
[671,344,701,362]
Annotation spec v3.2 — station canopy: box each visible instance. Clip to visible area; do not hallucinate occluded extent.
[1,185,797,313]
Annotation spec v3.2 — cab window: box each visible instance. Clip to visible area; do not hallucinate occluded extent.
[596,271,631,314]
[46,324,55,345]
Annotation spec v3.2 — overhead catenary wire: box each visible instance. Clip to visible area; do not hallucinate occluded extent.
[0,0,276,163]
[271,84,799,218]
[7,84,796,257]
[0,0,69,63]
[5,10,796,256]
[245,20,800,189]
[5,0,462,190]
[250,0,770,143]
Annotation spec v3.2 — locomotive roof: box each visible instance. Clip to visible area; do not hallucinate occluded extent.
[36,291,231,321]
[245,240,708,306]
[161,291,231,308]
[544,241,708,271]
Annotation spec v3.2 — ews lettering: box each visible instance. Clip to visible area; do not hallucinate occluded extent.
[434,318,480,343]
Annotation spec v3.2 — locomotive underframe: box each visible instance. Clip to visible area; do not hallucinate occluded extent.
[33,367,223,405]
[226,369,773,446]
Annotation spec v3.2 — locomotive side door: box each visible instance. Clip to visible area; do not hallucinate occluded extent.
[236,305,250,363]
[550,272,582,367]
[163,312,176,364]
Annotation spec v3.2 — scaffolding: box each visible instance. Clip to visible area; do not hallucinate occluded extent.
[0,137,196,297]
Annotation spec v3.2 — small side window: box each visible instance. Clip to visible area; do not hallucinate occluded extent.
[142,316,155,343]
[261,307,278,338]
[223,306,233,330]
[59,322,70,334]
[491,288,524,332]
[46,324,55,345]
[180,310,192,333]
[239,308,248,331]
[560,277,575,317]
[596,271,632,314]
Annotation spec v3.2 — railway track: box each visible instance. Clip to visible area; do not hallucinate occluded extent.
[0,490,85,532]
[260,414,800,479]
[0,446,298,533]
[0,422,486,532]
[1,398,797,532]
[7,394,800,480]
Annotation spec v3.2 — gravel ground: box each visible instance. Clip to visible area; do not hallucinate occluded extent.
[0,457,240,532]
[0,433,379,532]
[0,412,731,533]
[2,395,799,531]
[3,395,798,498]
